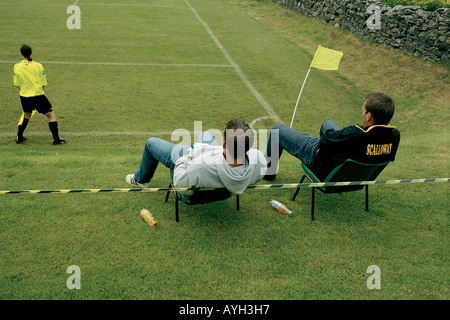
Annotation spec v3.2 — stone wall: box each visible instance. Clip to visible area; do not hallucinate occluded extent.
[275,0,450,65]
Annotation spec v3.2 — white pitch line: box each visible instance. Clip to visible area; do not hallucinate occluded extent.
[0,60,232,68]
[80,3,176,9]
[183,0,282,124]
[0,131,176,138]
[249,116,274,128]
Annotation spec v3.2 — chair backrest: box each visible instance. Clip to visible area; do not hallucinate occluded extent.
[302,159,390,193]
[170,170,233,205]
[183,188,233,205]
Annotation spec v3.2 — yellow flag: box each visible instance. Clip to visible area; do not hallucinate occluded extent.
[310,45,343,70]
[18,110,36,126]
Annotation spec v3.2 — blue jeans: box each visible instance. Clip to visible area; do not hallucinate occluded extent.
[265,121,340,175]
[134,131,218,183]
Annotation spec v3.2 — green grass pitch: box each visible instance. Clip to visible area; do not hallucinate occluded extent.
[0,0,448,300]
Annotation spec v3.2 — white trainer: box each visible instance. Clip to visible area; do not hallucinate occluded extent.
[126,174,150,188]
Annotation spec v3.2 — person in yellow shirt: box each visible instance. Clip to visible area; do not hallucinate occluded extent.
[14,44,68,145]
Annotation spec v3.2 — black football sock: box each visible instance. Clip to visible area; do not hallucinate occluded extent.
[49,121,60,140]
[17,118,29,138]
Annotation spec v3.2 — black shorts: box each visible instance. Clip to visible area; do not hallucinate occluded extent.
[20,95,53,114]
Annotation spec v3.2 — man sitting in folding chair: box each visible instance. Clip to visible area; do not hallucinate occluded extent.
[126,118,267,195]
[263,92,400,182]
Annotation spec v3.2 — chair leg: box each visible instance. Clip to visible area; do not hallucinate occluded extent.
[175,191,179,222]
[365,185,369,212]
[236,195,240,210]
[165,188,170,203]
[165,183,173,203]
[292,175,307,201]
[311,187,315,221]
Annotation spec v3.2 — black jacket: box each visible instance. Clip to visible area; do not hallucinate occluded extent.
[313,124,400,180]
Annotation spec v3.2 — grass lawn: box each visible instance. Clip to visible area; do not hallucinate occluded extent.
[0,0,448,300]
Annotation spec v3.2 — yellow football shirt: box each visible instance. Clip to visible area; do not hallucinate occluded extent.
[13,60,47,97]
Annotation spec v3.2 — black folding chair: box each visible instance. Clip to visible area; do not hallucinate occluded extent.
[165,171,239,222]
[292,159,390,220]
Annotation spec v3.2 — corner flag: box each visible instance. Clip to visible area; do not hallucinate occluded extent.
[18,110,36,126]
[310,45,343,71]
[290,45,344,128]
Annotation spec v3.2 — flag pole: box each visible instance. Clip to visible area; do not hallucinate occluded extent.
[290,67,311,128]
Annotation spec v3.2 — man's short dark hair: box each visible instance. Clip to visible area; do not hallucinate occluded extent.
[20,44,32,61]
[224,119,254,160]
[365,92,395,125]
